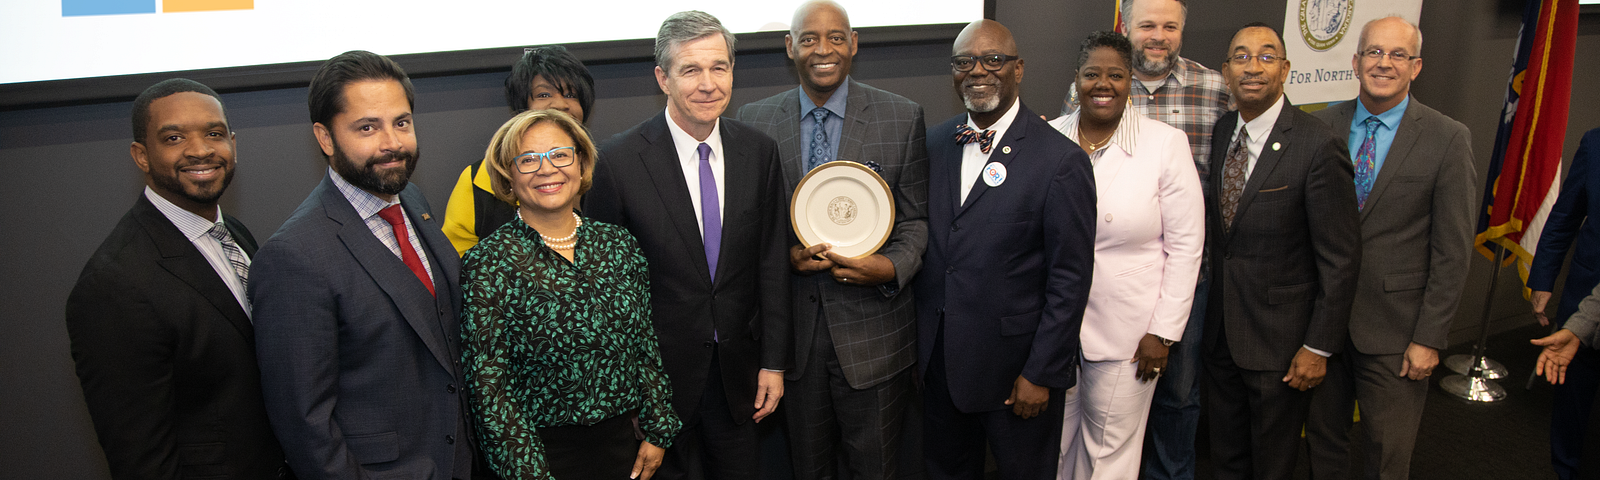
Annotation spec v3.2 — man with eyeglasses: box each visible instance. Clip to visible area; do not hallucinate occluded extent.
[1202,22,1360,480]
[1300,16,1476,480]
[734,2,928,478]
[915,19,1096,480]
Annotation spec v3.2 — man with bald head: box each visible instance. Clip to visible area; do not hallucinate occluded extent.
[736,2,928,478]
[1201,23,1359,479]
[1304,17,1475,480]
[915,19,1096,480]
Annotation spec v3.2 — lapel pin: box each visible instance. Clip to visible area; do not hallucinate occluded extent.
[1271,142,1281,151]
[421,213,432,221]
[982,162,1007,187]
[1002,145,1012,154]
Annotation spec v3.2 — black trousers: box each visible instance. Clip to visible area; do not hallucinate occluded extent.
[1203,320,1313,480]
[922,324,1064,480]
[656,347,759,479]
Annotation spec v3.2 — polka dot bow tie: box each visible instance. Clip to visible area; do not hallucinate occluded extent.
[954,123,996,154]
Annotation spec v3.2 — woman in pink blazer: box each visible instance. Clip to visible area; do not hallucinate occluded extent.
[1048,31,1204,479]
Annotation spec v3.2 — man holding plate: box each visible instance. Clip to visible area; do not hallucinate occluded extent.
[915,19,1097,479]
[735,1,929,478]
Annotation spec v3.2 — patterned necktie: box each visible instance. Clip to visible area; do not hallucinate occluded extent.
[206,222,250,296]
[807,107,830,172]
[698,143,721,283]
[1354,116,1382,210]
[376,205,436,297]
[954,123,996,154]
[1220,129,1251,231]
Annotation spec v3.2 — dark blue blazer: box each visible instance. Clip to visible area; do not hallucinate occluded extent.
[914,103,1097,413]
[251,173,473,480]
[1531,128,1600,323]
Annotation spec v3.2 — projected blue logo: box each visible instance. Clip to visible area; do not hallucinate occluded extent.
[62,0,155,16]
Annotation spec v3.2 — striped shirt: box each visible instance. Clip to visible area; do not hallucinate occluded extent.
[1062,56,1230,188]
[1049,106,1145,163]
[329,167,436,281]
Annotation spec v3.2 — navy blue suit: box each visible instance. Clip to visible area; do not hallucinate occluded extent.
[915,103,1096,480]
[1529,127,1600,480]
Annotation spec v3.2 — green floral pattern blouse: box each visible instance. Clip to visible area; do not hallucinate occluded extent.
[461,215,681,479]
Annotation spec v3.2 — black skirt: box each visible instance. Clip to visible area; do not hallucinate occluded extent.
[539,412,641,479]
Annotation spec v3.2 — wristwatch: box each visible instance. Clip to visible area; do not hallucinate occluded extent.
[1160,336,1176,347]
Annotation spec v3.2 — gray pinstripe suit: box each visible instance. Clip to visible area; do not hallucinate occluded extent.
[736,78,929,480]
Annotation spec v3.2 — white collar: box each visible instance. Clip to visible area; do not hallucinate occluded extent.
[664,106,724,162]
[965,99,1023,140]
[1238,95,1286,143]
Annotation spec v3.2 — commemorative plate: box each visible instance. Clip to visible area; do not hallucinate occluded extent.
[790,161,895,258]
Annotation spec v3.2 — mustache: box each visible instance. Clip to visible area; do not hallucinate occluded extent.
[366,149,416,167]
[1140,39,1171,49]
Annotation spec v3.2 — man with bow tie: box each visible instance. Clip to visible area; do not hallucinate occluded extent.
[914,19,1097,480]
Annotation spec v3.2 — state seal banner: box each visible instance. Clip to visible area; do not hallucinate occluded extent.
[1279,0,1423,105]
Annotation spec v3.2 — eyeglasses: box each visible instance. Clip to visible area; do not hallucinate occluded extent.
[1227,53,1283,65]
[514,146,577,174]
[1361,48,1420,62]
[951,54,1020,72]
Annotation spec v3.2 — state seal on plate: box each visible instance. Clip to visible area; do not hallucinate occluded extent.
[1298,0,1354,52]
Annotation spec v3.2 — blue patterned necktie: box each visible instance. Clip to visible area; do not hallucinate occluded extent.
[954,123,996,153]
[807,107,830,172]
[1354,116,1381,209]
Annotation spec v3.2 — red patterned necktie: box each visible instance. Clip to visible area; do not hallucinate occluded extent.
[954,123,996,154]
[377,205,436,297]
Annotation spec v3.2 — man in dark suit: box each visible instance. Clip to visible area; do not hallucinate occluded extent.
[1202,23,1360,480]
[914,19,1096,480]
[1304,17,1477,480]
[583,11,791,479]
[1530,126,1600,480]
[250,51,479,480]
[733,2,928,478]
[67,78,289,480]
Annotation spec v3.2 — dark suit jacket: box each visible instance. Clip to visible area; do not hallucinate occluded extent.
[584,113,793,425]
[1531,128,1600,323]
[735,79,929,390]
[1204,100,1361,371]
[1313,98,1477,354]
[250,173,473,480]
[66,194,288,480]
[914,103,1096,413]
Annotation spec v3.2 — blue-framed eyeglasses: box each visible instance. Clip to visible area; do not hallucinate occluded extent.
[514,146,577,174]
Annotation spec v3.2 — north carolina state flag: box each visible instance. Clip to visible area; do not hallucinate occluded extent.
[1475,0,1578,290]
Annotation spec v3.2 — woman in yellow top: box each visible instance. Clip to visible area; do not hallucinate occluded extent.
[443,45,595,256]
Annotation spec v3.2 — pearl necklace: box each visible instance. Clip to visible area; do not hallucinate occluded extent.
[537,212,582,250]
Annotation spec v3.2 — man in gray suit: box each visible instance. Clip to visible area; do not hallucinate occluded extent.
[251,51,481,480]
[1202,23,1361,480]
[1304,17,1477,480]
[734,2,928,478]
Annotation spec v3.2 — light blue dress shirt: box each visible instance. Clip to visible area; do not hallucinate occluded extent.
[1347,95,1410,175]
[797,78,850,175]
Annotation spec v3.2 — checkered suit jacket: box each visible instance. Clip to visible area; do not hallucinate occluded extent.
[735,79,929,389]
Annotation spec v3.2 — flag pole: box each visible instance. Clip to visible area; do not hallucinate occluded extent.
[1440,247,1510,402]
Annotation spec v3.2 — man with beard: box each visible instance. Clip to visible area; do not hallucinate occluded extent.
[1203,24,1359,480]
[1058,3,1229,476]
[66,78,290,479]
[251,51,482,480]
[915,19,1095,480]
[734,2,928,478]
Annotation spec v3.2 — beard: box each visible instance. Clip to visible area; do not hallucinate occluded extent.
[1133,40,1181,78]
[149,160,234,207]
[329,139,419,196]
[960,80,1003,113]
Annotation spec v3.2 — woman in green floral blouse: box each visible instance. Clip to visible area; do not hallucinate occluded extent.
[461,109,681,479]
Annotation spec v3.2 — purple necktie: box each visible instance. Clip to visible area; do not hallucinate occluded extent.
[698,142,721,283]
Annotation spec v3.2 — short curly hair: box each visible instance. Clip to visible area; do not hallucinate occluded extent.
[482,109,597,207]
[1076,30,1134,71]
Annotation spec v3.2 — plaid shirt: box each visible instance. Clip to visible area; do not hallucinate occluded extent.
[1062,56,1230,186]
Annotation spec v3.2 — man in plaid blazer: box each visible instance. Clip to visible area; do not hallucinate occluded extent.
[734,2,928,478]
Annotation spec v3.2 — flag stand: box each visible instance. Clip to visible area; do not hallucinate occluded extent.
[1440,247,1510,402]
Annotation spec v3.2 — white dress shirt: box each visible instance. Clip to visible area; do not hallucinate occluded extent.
[144,187,251,316]
[664,107,726,238]
[959,100,1023,206]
